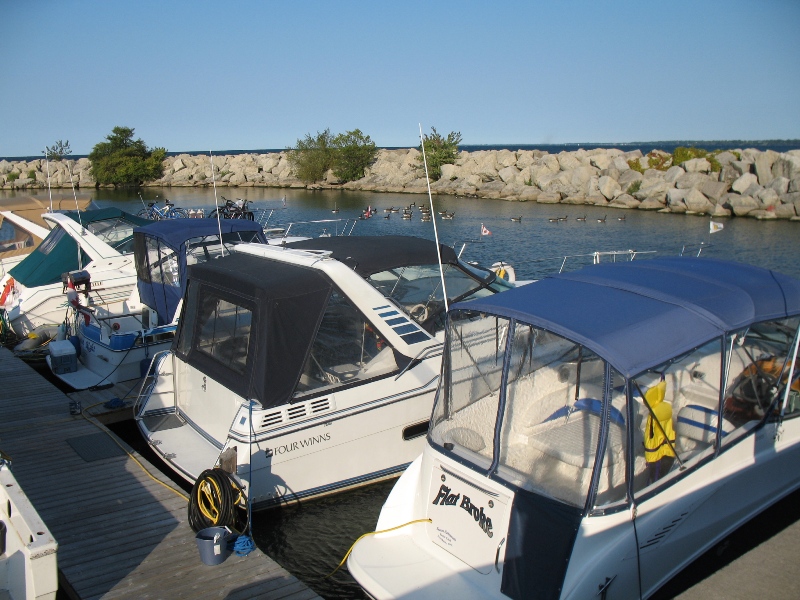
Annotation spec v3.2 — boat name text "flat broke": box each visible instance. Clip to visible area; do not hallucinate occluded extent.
[432,484,493,538]
[264,432,331,457]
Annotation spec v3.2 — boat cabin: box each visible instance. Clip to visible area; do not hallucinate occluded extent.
[348,257,800,600]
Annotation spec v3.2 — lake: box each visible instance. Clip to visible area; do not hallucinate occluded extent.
[7,186,800,599]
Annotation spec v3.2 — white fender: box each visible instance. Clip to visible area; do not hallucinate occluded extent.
[490,262,516,284]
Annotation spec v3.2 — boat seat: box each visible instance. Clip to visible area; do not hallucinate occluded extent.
[543,398,625,427]
[676,403,734,446]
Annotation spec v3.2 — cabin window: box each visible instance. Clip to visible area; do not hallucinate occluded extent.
[0,219,33,251]
[144,238,179,288]
[195,294,252,375]
[430,314,509,470]
[293,289,399,398]
[722,317,800,442]
[630,340,723,498]
[366,263,490,334]
[496,324,608,507]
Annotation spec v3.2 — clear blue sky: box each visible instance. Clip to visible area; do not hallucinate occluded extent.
[2,0,799,157]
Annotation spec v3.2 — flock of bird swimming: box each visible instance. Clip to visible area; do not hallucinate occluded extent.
[544,214,626,223]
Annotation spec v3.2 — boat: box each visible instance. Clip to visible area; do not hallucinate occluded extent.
[135,236,520,509]
[0,457,58,600]
[2,207,151,339]
[47,219,268,390]
[348,256,800,600]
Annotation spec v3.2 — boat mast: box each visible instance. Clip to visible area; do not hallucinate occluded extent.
[419,123,449,312]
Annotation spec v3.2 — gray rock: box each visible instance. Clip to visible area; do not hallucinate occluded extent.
[772,155,800,180]
[609,193,640,209]
[683,158,711,173]
[587,195,609,206]
[667,188,688,205]
[675,172,712,189]
[774,203,797,219]
[710,203,731,217]
[719,165,740,183]
[536,192,562,204]
[598,175,621,200]
[518,187,540,201]
[440,164,459,180]
[618,169,643,189]
[749,209,778,220]
[664,166,685,184]
[496,150,517,168]
[516,151,536,169]
[590,154,612,170]
[698,180,730,202]
[557,153,582,171]
[780,191,800,204]
[732,161,752,176]
[612,156,631,171]
[638,196,667,210]
[790,178,800,193]
[754,150,779,186]
[570,166,596,191]
[684,188,714,214]
[731,172,758,194]
[767,176,790,194]
[714,151,737,166]
[728,194,760,216]
[757,187,779,207]
[562,195,588,205]
[643,168,665,180]
[743,183,763,197]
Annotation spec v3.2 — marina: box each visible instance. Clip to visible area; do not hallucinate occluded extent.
[2,188,800,599]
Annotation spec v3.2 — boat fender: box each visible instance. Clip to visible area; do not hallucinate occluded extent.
[0,277,14,306]
[491,262,516,283]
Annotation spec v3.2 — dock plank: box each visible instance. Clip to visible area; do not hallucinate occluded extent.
[0,348,322,600]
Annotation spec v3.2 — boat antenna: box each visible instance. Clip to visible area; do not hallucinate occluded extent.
[43,149,53,213]
[65,158,84,233]
[419,123,449,312]
[209,151,225,257]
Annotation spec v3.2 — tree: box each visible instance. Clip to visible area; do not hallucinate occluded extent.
[88,126,166,187]
[418,127,462,181]
[45,140,72,161]
[331,129,378,182]
[288,129,335,183]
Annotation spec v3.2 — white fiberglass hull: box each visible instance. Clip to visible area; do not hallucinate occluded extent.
[136,351,440,508]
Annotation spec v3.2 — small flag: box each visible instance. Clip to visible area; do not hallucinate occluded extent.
[710,221,724,234]
[481,223,492,236]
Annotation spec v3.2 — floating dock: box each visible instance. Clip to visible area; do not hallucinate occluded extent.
[0,348,321,600]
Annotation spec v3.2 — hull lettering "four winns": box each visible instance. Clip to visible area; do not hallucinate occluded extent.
[264,432,331,457]
[431,484,493,538]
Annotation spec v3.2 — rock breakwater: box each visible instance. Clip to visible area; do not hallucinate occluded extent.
[2,146,799,220]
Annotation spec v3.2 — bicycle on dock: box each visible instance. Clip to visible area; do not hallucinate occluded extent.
[137,197,189,220]
[209,197,255,220]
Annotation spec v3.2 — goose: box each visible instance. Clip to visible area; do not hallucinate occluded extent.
[597,215,607,223]
[442,212,455,220]
[576,215,586,222]
[548,216,560,222]
[558,215,568,222]
[618,215,626,221]
[511,216,522,222]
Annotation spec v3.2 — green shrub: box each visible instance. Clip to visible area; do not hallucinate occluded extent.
[418,127,462,181]
[627,159,644,173]
[45,140,71,161]
[27,169,37,180]
[627,180,642,195]
[7,172,19,182]
[288,129,334,183]
[647,152,672,171]
[672,146,721,172]
[88,126,165,187]
[331,129,378,182]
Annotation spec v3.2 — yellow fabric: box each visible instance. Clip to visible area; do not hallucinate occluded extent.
[644,380,676,462]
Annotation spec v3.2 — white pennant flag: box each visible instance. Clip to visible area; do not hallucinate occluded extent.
[710,221,724,234]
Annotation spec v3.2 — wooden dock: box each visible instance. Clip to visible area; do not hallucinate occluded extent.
[0,348,321,600]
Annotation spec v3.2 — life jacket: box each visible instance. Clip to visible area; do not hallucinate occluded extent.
[643,380,676,462]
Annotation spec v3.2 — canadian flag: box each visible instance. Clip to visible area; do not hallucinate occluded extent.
[481,223,492,236]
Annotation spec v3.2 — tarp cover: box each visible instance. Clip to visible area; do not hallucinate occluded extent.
[134,219,267,325]
[285,236,458,276]
[455,257,800,378]
[175,252,333,407]
[9,207,149,288]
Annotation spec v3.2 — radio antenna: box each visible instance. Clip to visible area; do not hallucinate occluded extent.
[209,151,226,256]
[419,123,449,312]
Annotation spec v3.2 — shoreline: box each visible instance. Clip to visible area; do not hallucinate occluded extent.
[2,146,799,221]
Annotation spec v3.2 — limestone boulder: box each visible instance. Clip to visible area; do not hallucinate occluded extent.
[772,155,800,180]
[570,166,596,192]
[557,153,581,171]
[719,165,740,184]
[634,180,668,201]
[536,192,562,204]
[667,187,688,206]
[732,161,752,176]
[675,172,712,189]
[727,194,760,216]
[518,186,540,202]
[496,150,517,168]
[598,175,621,200]
[618,169,643,189]
[683,158,711,173]
[609,194,640,209]
[498,165,521,184]
[588,195,609,206]
[767,177,790,194]
[684,188,714,214]
[638,196,667,210]
[774,203,797,219]
[516,151,536,169]
[731,173,758,194]
[698,180,729,203]
[590,154,612,170]
[710,203,731,217]
[440,164,459,181]
[715,151,737,167]
[664,166,685,184]
[562,195,588,205]
[754,150,779,186]
[757,187,779,208]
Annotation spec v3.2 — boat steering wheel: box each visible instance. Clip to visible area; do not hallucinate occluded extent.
[408,303,429,323]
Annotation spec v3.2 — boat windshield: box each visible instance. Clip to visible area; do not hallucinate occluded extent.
[430,312,626,507]
[365,262,508,334]
[85,217,140,254]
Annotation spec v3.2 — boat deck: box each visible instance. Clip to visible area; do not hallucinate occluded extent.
[0,348,321,600]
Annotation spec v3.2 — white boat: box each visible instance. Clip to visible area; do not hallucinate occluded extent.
[347,257,800,600]
[0,458,58,600]
[47,219,268,390]
[135,236,518,508]
[0,197,93,286]
[2,207,151,339]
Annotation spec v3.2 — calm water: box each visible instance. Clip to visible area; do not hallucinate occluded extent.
[8,187,800,599]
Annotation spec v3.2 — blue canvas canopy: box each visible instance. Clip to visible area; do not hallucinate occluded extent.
[133,219,267,325]
[455,257,800,378]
